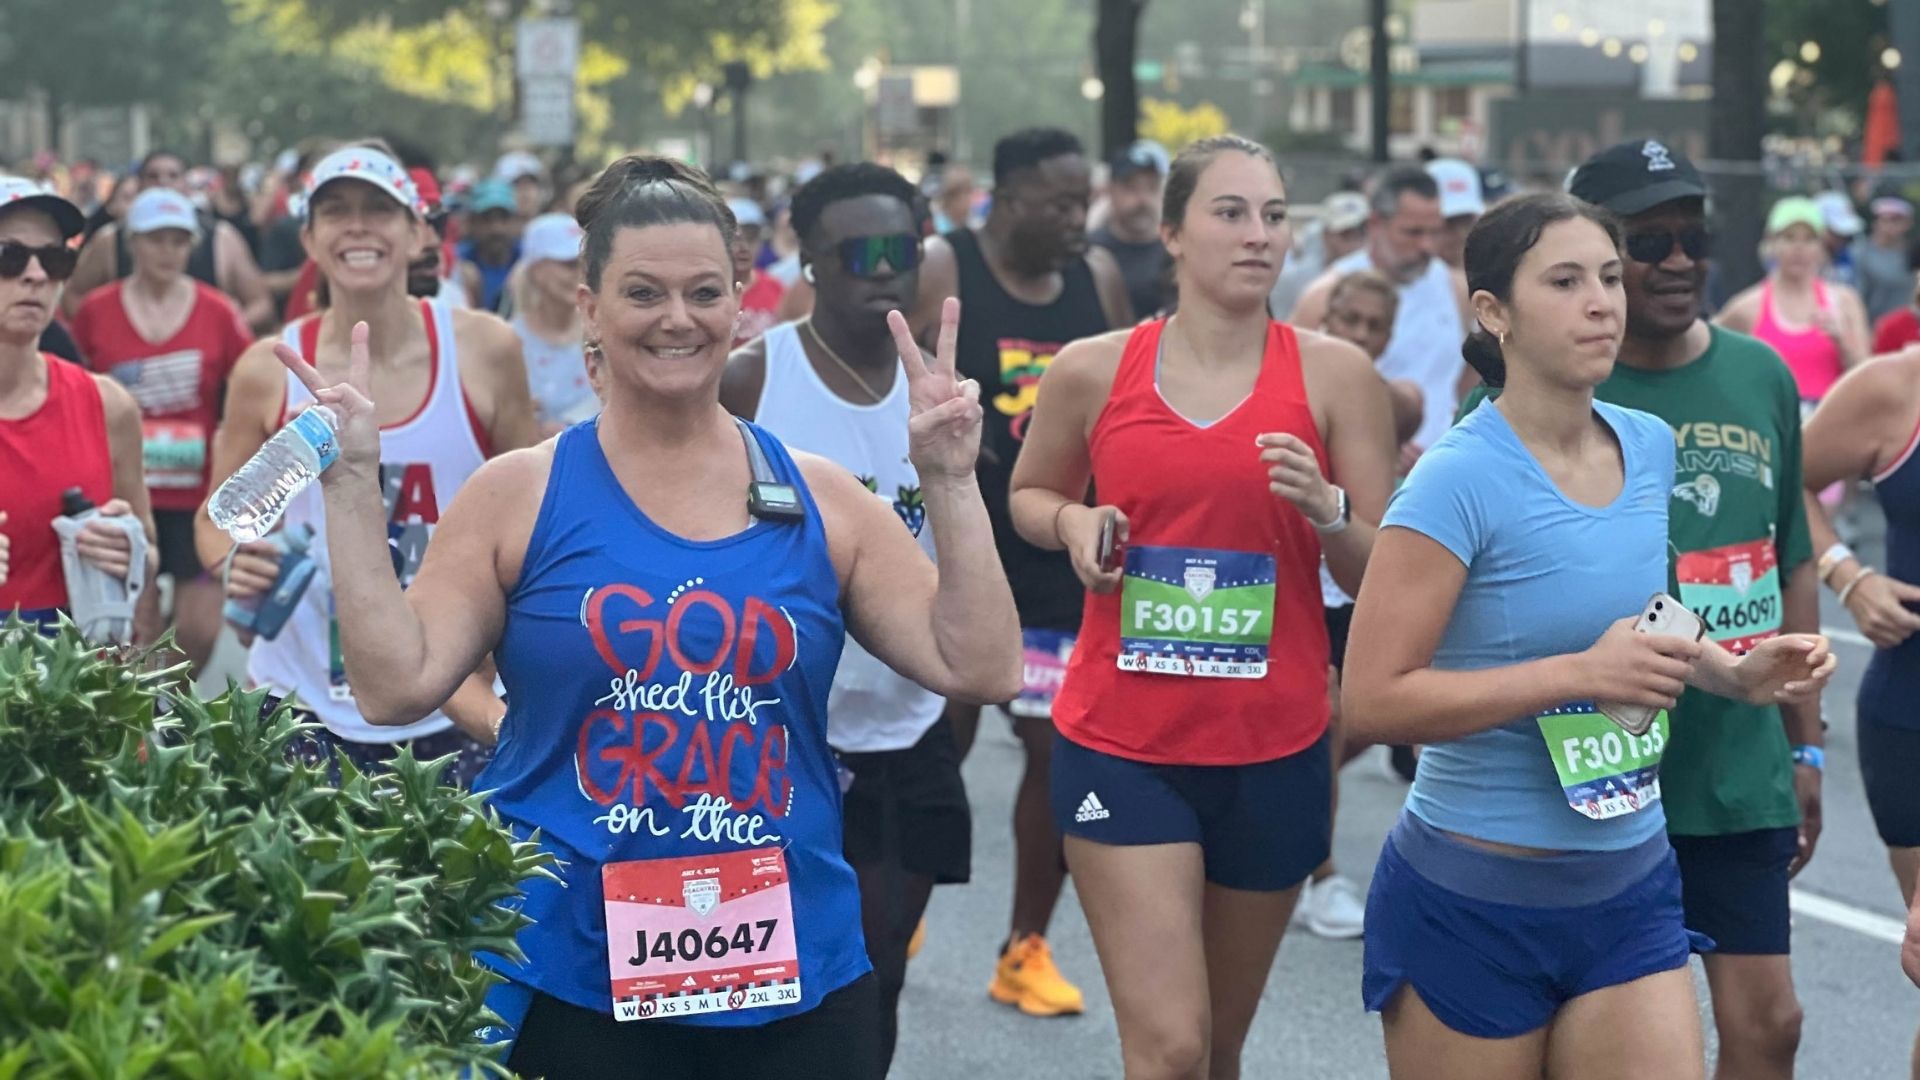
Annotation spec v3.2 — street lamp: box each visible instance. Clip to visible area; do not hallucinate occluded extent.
[1081,77,1105,101]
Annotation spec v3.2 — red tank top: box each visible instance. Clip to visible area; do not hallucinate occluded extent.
[1052,319,1330,765]
[0,355,115,617]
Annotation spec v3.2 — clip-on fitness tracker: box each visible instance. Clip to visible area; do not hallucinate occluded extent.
[736,416,805,523]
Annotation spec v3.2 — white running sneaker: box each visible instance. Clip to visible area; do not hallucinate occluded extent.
[1298,874,1366,940]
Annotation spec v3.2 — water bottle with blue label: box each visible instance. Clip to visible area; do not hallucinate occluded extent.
[207,405,340,543]
[223,523,318,641]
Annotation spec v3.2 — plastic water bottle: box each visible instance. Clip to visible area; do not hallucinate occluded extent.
[50,488,149,645]
[207,406,341,543]
[223,523,318,641]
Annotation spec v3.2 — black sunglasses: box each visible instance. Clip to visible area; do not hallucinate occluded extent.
[0,241,77,282]
[1624,227,1710,265]
[836,234,921,277]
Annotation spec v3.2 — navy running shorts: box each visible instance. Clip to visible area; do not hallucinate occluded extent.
[1859,719,1920,849]
[1362,812,1709,1039]
[1670,827,1797,956]
[1050,730,1330,892]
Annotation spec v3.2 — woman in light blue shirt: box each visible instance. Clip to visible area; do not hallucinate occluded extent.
[1343,192,1836,1079]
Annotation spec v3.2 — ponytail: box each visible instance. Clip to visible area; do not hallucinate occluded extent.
[1462,327,1506,388]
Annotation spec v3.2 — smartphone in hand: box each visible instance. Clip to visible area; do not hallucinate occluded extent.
[1598,592,1706,735]
[1097,509,1120,573]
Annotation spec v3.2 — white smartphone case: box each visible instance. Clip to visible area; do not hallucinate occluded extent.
[1597,593,1706,736]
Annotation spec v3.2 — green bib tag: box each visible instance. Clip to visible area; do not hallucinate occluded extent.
[1117,545,1274,678]
[1536,705,1667,820]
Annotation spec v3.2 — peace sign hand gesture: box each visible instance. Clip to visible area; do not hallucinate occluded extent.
[273,320,382,486]
[892,298,983,484]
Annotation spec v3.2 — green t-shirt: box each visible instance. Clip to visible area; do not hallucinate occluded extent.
[1458,326,1811,835]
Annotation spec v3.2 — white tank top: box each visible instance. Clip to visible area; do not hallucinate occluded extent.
[752,321,944,754]
[1330,248,1464,452]
[248,300,488,743]
[510,315,598,429]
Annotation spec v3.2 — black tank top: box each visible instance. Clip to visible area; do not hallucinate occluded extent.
[949,228,1110,631]
[114,210,220,288]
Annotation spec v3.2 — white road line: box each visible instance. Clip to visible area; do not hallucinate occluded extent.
[1821,625,1875,649]
[1789,888,1907,944]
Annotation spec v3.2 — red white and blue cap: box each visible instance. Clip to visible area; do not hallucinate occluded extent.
[523,212,584,264]
[303,147,425,217]
[0,175,85,239]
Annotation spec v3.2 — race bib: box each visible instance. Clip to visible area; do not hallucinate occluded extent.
[1008,629,1074,719]
[1537,705,1668,821]
[1677,538,1780,654]
[141,418,207,491]
[603,847,801,1021]
[1117,546,1274,679]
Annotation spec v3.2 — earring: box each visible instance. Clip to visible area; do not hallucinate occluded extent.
[802,264,816,284]
[1498,329,1510,346]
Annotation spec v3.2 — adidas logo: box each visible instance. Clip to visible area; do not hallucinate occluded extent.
[1074,792,1110,823]
[682,976,697,988]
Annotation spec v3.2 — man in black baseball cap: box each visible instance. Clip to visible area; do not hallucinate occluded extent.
[1542,138,1818,1079]
[1091,140,1170,317]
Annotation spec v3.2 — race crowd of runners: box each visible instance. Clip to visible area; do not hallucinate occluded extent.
[9,122,1920,1078]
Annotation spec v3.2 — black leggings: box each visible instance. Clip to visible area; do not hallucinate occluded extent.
[504,974,882,1079]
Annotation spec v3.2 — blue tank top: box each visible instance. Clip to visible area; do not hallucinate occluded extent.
[1864,413,1920,730]
[479,420,867,1024]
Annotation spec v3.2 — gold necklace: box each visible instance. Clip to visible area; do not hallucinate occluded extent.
[802,317,892,404]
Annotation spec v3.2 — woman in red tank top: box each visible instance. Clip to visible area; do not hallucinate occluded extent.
[1009,137,1397,1077]
[0,180,156,634]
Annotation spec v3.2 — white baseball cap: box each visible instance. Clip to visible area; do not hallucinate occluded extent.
[126,188,201,237]
[1323,192,1370,233]
[494,150,545,184]
[523,212,584,264]
[728,197,768,229]
[1817,191,1865,236]
[303,147,423,216]
[1426,158,1486,219]
[0,175,84,239]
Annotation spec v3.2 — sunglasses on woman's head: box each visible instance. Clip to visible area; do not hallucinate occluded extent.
[0,241,77,281]
[836,234,921,277]
[1624,227,1710,265]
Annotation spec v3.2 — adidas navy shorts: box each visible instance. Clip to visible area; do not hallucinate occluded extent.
[1050,730,1330,892]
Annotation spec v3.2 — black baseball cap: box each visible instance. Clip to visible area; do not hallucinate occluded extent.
[1567,139,1709,216]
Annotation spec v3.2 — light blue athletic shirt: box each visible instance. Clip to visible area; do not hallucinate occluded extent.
[1382,397,1676,851]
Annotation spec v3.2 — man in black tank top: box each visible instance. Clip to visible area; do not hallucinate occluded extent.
[912,127,1132,1017]
[64,150,274,334]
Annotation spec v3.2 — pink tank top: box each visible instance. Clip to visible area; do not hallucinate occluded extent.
[1755,278,1842,400]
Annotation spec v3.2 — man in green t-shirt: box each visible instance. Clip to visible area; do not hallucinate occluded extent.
[1461,141,1821,1080]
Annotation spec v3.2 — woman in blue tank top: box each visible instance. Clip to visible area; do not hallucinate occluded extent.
[272,155,1022,1077]
[1343,194,1836,1079]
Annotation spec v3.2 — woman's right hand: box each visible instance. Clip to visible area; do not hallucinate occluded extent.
[1577,616,1702,709]
[273,320,381,484]
[224,540,283,601]
[1842,571,1920,649]
[1060,503,1128,594]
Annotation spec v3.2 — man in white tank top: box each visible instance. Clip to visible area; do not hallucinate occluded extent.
[720,163,964,1074]
[193,146,539,784]
[1292,166,1472,460]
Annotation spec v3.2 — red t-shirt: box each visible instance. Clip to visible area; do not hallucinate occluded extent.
[734,272,786,347]
[1875,308,1920,355]
[72,281,252,510]
[0,355,115,619]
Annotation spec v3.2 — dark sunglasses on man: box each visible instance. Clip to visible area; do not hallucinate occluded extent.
[1624,226,1710,266]
[835,233,921,277]
[0,241,78,281]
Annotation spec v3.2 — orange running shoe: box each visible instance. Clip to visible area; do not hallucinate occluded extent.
[907,917,927,961]
[987,933,1084,1017]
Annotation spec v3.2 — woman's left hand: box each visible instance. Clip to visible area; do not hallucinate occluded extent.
[75,499,138,579]
[895,297,983,485]
[1259,433,1337,525]
[1733,633,1837,704]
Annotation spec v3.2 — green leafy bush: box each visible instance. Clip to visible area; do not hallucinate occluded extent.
[0,619,555,1077]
